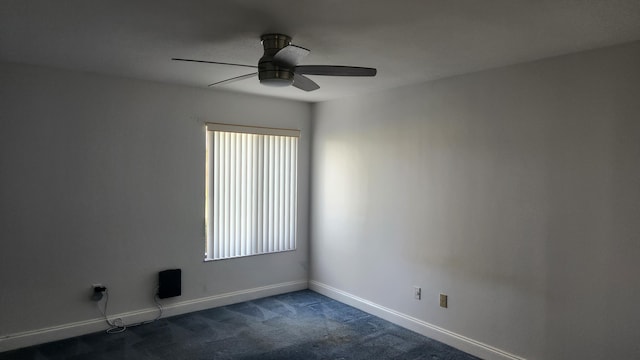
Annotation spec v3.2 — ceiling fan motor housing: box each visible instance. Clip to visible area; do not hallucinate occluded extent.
[259,34,294,87]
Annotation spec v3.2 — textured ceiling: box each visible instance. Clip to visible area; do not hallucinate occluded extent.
[2,0,640,102]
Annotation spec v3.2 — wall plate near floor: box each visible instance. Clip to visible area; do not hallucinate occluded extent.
[439,293,448,308]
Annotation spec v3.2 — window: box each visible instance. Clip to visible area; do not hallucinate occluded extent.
[205,123,299,261]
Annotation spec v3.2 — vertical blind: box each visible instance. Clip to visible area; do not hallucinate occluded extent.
[205,124,299,261]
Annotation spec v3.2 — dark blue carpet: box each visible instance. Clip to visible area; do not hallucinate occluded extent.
[0,290,480,359]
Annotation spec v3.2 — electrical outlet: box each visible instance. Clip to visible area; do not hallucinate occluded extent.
[90,283,107,301]
[440,293,448,308]
[414,286,421,300]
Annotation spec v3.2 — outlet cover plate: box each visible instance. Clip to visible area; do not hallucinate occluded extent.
[440,293,448,308]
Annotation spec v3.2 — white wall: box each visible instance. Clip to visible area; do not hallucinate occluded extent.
[0,63,311,344]
[310,41,640,360]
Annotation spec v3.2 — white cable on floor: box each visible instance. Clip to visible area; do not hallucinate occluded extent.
[96,286,163,334]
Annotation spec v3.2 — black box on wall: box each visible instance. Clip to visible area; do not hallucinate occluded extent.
[158,269,181,299]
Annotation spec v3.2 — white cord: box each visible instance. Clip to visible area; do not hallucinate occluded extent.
[96,286,163,334]
[153,289,164,321]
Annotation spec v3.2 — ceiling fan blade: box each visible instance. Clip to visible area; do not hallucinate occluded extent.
[273,44,310,67]
[295,65,376,77]
[208,72,258,87]
[172,58,258,69]
[292,74,320,92]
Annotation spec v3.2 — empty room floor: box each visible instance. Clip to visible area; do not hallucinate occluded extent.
[0,290,479,360]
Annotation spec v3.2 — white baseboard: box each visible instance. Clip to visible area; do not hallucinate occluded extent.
[0,280,308,352]
[309,280,525,360]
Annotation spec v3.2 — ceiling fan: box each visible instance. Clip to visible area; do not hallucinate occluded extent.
[172,34,377,92]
